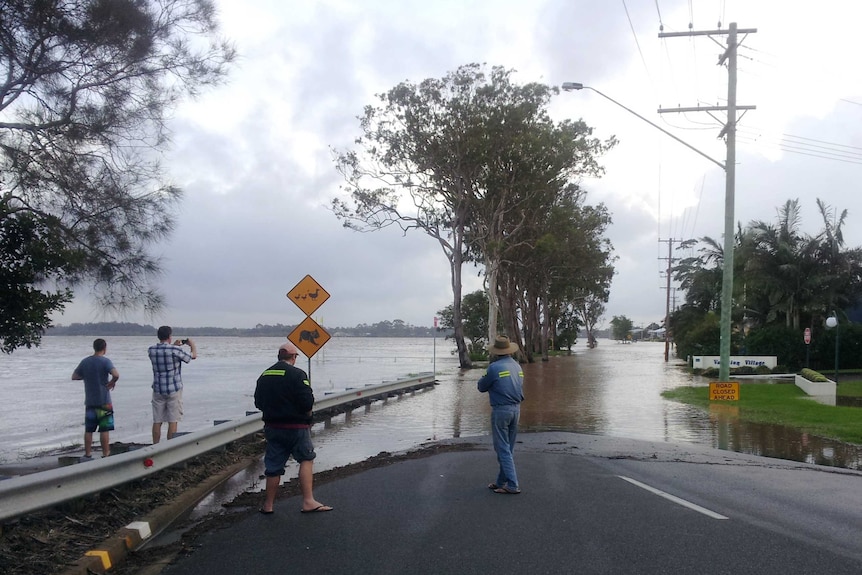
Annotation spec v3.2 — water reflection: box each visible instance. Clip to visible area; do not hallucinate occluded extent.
[312,340,861,472]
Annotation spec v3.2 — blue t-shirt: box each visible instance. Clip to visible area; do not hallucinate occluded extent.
[74,355,115,406]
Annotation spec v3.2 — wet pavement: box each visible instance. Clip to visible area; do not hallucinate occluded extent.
[154,432,862,575]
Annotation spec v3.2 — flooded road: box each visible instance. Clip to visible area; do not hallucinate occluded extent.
[310,340,862,472]
[3,336,859,471]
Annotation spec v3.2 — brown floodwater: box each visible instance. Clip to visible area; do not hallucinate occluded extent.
[310,340,862,472]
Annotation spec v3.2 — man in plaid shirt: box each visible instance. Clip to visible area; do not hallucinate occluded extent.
[148,325,197,443]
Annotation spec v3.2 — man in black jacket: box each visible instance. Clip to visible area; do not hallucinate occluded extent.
[254,342,332,514]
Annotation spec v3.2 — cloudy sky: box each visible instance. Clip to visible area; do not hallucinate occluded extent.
[55,0,862,331]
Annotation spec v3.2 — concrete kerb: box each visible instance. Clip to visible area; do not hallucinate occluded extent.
[57,455,260,575]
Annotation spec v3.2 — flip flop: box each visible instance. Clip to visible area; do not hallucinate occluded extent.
[488,483,500,490]
[258,508,274,515]
[493,487,521,495]
[300,505,333,514]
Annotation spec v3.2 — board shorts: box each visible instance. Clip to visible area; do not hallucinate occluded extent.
[152,390,183,423]
[262,427,316,476]
[85,404,115,433]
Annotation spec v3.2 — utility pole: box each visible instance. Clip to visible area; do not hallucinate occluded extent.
[659,22,756,382]
[658,237,678,362]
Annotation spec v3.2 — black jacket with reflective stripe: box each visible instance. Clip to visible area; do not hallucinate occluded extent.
[253,361,314,425]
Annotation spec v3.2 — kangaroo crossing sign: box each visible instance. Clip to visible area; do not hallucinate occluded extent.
[287,275,330,359]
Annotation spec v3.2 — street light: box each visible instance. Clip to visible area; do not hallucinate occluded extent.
[561,82,735,381]
[826,312,839,383]
[560,83,725,170]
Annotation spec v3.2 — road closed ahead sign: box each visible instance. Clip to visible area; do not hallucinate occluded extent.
[709,381,740,401]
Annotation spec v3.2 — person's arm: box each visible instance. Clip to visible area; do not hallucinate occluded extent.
[72,362,83,381]
[107,368,119,390]
[477,365,496,393]
[295,375,315,414]
[187,338,197,360]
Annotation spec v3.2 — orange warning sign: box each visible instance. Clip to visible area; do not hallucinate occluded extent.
[287,317,331,359]
[286,275,330,316]
[709,381,740,401]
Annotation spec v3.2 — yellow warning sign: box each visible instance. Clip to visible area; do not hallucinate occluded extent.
[287,275,330,317]
[288,317,331,359]
[709,381,740,401]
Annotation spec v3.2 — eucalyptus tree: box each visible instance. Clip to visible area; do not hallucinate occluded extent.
[610,315,633,341]
[333,63,497,367]
[505,188,614,360]
[436,289,490,357]
[332,64,612,367]
[0,0,235,352]
[461,93,613,348]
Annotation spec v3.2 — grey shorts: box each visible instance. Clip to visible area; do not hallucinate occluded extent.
[263,427,316,476]
[152,390,183,423]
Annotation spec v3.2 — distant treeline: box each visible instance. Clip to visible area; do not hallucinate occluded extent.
[47,320,450,338]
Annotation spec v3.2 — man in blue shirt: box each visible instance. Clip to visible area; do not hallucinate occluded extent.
[478,335,525,494]
[72,338,120,459]
[148,325,196,443]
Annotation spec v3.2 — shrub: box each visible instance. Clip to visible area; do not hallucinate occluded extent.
[731,366,756,375]
[799,368,828,382]
[755,365,772,375]
[701,367,719,378]
[744,325,805,371]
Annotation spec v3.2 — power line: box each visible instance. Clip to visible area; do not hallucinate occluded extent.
[736,127,862,164]
[621,0,652,84]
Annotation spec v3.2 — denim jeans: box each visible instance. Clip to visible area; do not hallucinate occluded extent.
[491,404,520,490]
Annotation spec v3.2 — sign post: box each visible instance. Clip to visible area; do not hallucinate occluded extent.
[803,327,811,368]
[286,275,331,378]
[432,316,438,376]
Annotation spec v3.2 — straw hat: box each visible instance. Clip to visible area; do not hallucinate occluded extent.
[487,335,519,356]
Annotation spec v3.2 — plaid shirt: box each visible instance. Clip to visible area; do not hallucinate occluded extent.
[148,342,192,394]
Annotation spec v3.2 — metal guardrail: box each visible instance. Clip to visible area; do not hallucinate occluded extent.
[0,373,437,522]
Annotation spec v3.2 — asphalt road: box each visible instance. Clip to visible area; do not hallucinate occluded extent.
[156,432,862,575]
[152,433,862,575]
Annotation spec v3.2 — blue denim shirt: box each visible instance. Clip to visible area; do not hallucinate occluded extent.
[477,356,524,407]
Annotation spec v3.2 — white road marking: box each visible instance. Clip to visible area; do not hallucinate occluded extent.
[617,476,729,520]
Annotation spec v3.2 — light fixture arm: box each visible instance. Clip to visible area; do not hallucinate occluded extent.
[561,83,726,171]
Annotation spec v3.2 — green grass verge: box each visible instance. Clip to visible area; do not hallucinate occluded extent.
[838,380,862,397]
[662,383,862,445]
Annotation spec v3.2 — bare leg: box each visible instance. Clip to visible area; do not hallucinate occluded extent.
[84,432,94,457]
[299,460,331,512]
[99,431,111,457]
[152,423,162,444]
[167,422,178,439]
[262,475,280,512]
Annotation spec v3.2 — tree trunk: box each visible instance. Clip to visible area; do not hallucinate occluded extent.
[540,292,550,362]
[448,228,471,369]
[486,256,500,343]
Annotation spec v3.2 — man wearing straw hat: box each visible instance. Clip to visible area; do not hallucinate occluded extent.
[478,335,525,494]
